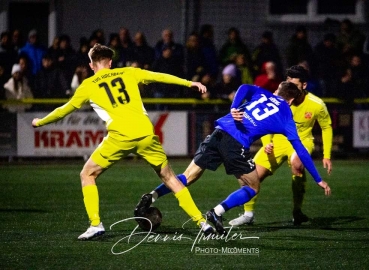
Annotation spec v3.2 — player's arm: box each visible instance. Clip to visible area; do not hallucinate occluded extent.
[230,84,260,121]
[32,102,77,127]
[137,68,206,93]
[317,104,333,174]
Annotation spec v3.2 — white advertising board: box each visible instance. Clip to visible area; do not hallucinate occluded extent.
[17,111,188,156]
[353,111,369,148]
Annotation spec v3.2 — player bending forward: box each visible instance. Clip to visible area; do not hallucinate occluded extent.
[135,82,331,235]
[229,65,333,226]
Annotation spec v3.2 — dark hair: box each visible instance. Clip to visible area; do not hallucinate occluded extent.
[88,43,114,62]
[285,65,309,83]
[277,81,301,101]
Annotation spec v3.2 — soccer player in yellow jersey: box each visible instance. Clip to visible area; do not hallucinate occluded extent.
[31,43,214,239]
[229,65,333,226]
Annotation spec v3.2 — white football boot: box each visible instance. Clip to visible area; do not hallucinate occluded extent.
[78,222,105,240]
[200,221,215,236]
[228,212,254,226]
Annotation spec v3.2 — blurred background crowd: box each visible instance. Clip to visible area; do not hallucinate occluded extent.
[1,18,368,112]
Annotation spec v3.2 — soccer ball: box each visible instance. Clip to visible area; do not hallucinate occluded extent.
[136,207,162,231]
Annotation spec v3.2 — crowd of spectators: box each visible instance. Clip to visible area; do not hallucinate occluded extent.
[0,19,368,112]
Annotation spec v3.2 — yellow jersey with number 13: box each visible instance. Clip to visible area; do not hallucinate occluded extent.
[69,67,191,140]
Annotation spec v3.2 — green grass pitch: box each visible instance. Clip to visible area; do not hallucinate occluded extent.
[1,158,368,269]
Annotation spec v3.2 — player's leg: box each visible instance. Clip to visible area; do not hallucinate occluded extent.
[229,141,288,226]
[207,168,259,234]
[289,138,314,225]
[203,130,258,234]
[136,134,213,233]
[78,135,127,240]
[149,159,205,203]
[138,130,217,205]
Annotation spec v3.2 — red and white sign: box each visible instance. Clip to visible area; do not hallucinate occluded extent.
[353,111,369,148]
[17,111,188,156]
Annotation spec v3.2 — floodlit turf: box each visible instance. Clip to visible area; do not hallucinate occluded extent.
[1,158,368,269]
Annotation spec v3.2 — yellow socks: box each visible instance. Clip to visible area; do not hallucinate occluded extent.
[82,185,100,226]
[243,194,258,212]
[292,172,307,212]
[174,187,205,226]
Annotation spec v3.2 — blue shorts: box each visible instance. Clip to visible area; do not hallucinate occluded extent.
[193,129,255,175]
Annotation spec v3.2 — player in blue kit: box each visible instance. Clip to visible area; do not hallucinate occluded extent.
[135,82,331,235]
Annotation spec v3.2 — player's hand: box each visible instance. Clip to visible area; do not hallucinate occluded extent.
[231,108,243,121]
[264,143,274,154]
[190,82,207,93]
[322,158,332,175]
[318,180,331,196]
[32,118,40,128]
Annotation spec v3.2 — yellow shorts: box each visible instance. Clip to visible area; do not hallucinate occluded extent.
[254,137,314,174]
[91,134,168,170]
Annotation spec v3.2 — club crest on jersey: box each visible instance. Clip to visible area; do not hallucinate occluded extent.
[304,112,312,119]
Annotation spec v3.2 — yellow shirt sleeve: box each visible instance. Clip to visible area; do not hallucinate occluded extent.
[317,103,333,159]
[137,69,192,87]
[36,102,77,127]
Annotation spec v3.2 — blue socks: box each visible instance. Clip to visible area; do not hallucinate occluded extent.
[220,186,257,211]
[154,174,188,197]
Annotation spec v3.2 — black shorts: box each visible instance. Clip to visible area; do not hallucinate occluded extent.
[193,129,256,175]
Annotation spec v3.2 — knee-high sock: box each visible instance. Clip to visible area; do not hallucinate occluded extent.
[292,172,306,212]
[243,194,258,212]
[174,187,205,226]
[220,186,257,212]
[82,185,100,226]
[154,174,187,197]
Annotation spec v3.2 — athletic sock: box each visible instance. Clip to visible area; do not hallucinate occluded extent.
[292,172,306,212]
[243,194,258,212]
[154,174,187,197]
[220,186,257,212]
[174,187,205,225]
[82,185,100,226]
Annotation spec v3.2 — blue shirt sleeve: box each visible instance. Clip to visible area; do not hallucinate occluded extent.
[290,139,322,183]
[231,84,259,109]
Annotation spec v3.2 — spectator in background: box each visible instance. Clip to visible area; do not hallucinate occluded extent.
[336,19,366,63]
[235,53,254,85]
[218,27,251,68]
[199,24,219,80]
[313,33,341,96]
[56,34,77,85]
[118,27,135,67]
[286,26,313,68]
[252,31,283,77]
[154,29,184,66]
[0,31,18,79]
[151,45,185,109]
[254,61,282,93]
[337,54,368,106]
[132,31,155,70]
[214,63,241,101]
[3,64,33,113]
[47,36,60,63]
[70,64,90,94]
[34,54,70,109]
[184,32,206,81]
[90,29,105,45]
[107,33,122,68]
[75,37,91,67]
[18,55,35,91]
[19,29,46,75]
[11,29,24,52]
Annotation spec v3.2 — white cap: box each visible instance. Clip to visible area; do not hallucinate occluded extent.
[11,64,21,75]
